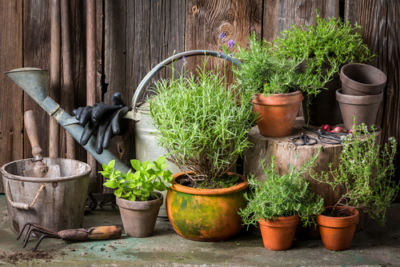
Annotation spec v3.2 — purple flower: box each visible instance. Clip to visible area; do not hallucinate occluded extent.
[182,56,187,65]
[219,32,226,40]
[227,39,235,48]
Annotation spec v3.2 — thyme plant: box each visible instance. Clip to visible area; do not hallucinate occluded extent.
[273,13,373,97]
[149,64,255,187]
[239,154,324,228]
[311,124,398,224]
[230,33,301,96]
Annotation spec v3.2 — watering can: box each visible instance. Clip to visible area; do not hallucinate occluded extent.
[6,50,239,174]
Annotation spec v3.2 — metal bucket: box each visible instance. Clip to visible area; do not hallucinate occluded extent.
[1,158,91,234]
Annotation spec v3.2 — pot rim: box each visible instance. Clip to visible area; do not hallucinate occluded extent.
[258,215,299,227]
[0,158,91,183]
[336,89,383,105]
[170,171,248,195]
[252,91,303,106]
[317,206,359,227]
[340,63,387,88]
[116,191,163,210]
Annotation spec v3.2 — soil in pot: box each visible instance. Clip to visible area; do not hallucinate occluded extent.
[258,215,299,251]
[116,191,163,238]
[253,91,303,137]
[336,89,383,130]
[167,171,248,241]
[340,63,387,96]
[317,206,359,251]
[303,76,342,126]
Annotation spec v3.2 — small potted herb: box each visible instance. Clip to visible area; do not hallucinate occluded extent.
[149,64,255,241]
[311,124,398,250]
[232,33,303,137]
[240,156,324,251]
[100,156,173,237]
[273,13,373,125]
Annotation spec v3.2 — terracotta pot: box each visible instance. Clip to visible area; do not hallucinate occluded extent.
[302,76,342,126]
[340,63,387,96]
[167,171,248,241]
[258,215,299,251]
[252,91,303,137]
[317,206,359,251]
[336,89,383,130]
[116,192,163,237]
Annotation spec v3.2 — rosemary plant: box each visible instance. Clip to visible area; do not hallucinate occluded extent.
[149,63,255,188]
[311,124,398,224]
[239,154,324,228]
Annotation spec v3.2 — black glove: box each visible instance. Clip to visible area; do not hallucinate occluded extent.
[73,92,129,154]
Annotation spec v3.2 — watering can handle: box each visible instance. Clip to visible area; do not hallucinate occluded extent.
[131,50,241,112]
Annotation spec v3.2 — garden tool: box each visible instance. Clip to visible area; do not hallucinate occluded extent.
[18,223,122,251]
[292,133,318,146]
[304,128,348,145]
[23,110,61,178]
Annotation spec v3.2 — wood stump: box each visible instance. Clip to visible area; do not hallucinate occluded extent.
[244,119,344,206]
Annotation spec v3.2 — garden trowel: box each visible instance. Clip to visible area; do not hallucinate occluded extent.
[23,110,61,178]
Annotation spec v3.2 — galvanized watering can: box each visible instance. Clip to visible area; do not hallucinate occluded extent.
[6,50,240,175]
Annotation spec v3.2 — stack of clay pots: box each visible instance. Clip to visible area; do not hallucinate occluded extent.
[336,63,387,130]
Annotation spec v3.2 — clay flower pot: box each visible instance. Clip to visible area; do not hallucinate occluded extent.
[252,91,303,137]
[167,171,248,241]
[336,89,383,130]
[340,63,387,96]
[317,206,359,251]
[116,191,163,237]
[258,215,299,251]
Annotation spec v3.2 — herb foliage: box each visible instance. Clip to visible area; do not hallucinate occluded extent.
[311,124,398,224]
[239,154,324,228]
[149,63,255,187]
[100,156,173,201]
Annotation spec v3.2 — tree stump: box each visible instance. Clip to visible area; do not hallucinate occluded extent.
[244,120,344,206]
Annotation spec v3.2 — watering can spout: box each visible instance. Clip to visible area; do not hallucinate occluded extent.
[5,68,49,103]
[5,67,130,173]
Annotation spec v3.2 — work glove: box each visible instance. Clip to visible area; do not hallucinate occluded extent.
[72,92,129,154]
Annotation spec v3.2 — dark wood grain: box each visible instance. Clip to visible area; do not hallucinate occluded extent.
[263,0,339,41]
[345,0,400,182]
[23,0,51,160]
[0,0,23,192]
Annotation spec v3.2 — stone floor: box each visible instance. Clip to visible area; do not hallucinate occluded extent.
[0,194,399,266]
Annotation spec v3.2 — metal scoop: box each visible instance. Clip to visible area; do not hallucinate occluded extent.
[23,110,61,178]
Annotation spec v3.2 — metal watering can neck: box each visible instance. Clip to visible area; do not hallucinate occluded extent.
[5,68,130,173]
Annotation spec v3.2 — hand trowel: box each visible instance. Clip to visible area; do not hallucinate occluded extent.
[23,110,61,178]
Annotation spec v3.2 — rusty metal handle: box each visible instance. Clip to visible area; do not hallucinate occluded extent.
[24,110,43,161]
[131,50,241,112]
[5,179,45,210]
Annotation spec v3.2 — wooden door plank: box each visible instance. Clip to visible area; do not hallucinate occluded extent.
[0,0,24,192]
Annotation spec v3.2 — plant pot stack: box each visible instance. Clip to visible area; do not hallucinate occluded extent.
[336,63,386,130]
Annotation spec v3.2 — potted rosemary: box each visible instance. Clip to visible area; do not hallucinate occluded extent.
[273,13,373,125]
[100,156,173,237]
[232,33,303,137]
[149,64,255,241]
[240,156,324,251]
[311,124,398,250]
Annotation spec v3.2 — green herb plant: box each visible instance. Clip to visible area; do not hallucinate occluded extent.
[149,62,255,188]
[311,124,398,225]
[229,33,301,96]
[273,12,373,98]
[239,154,324,228]
[100,156,173,201]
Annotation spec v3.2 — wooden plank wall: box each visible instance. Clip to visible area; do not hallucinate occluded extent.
[1,0,399,192]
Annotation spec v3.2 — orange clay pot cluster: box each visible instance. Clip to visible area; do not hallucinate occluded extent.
[252,91,303,137]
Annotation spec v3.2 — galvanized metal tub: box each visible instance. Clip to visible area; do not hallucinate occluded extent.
[1,158,91,234]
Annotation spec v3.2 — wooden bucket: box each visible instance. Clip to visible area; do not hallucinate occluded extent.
[1,158,91,234]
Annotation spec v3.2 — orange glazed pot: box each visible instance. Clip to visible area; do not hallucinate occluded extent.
[258,215,299,251]
[317,206,359,251]
[166,171,248,241]
[252,91,303,137]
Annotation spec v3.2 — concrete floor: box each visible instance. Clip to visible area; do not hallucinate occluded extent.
[0,194,399,266]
